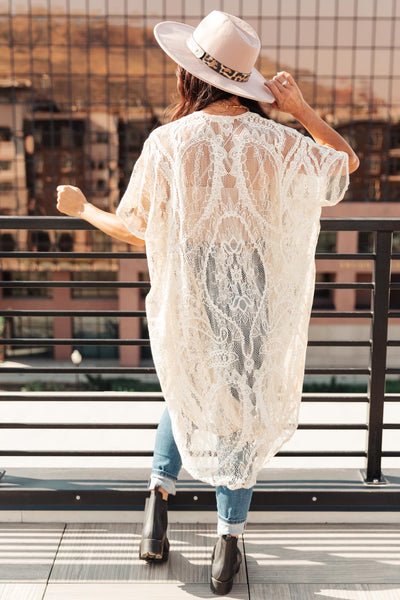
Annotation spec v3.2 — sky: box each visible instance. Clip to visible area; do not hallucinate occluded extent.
[4,0,400,104]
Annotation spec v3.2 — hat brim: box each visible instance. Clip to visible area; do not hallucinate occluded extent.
[153,21,275,104]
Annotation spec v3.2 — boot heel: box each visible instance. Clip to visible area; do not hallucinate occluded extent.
[162,537,170,561]
[139,537,168,561]
[210,575,234,596]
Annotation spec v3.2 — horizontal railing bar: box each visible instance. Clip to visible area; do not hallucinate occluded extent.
[0,338,151,346]
[0,367,157,374]
[386,368,400,374]
[0,423,159,429]
[315,253,375,260]
[314,283,374,289]
[0,393,369,402]
[0,423,372,430]
[388,312,400,318]
[319,218,400,231]
[0,216,99,230]
[0,394,164,402]
[0,338,371,347]
[305,368,370,374]
[311,311,372,318]
[0,450,368,457]
[0,281,151,288]
[0,367,370,375]
[385,394,400,401]
[5,312,367,321]
[301,395,370,402]
[0,251,378,260]
[0,450,155,456]
[0,282,374,290]
[387,340,400,346]
[3,216,400,231]
[0,252,145,259]
[391,253,400,259]
[0,310,146,317]
[308,340,371,346]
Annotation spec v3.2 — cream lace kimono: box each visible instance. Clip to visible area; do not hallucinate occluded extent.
[116,111,349,489]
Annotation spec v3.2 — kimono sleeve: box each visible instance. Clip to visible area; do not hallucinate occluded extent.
[116,137,154,240]
[301,136,350,207]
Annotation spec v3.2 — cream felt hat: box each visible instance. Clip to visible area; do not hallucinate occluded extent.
[153,10,275,104]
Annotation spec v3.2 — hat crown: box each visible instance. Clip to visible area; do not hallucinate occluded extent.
[192,11,260,74]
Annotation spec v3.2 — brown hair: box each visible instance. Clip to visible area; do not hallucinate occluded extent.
[165,65,269,122]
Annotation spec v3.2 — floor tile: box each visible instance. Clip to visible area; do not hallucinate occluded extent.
[0,523,64,581]
[0,583,46,600]
[244,524,400,584]
[249,583,291,599]
[49,523,247,584]
[43,582,249,599]
[286,584,400,599]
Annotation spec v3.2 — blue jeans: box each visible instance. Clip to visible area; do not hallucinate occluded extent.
[149,407,254,535]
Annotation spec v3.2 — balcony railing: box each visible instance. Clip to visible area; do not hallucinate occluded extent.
[0,216,400,512]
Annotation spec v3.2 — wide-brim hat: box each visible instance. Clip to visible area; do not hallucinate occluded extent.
[153,10,275,104]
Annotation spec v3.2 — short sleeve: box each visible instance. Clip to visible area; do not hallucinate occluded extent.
[116,137,153,240]
[300,136,350,207]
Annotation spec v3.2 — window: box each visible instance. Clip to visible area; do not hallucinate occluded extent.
[392,232,400,253]
[0,182,13,191]
[28,230,51,251]
[72,316,119,359]
[4,315,53,359]
[316,232,337,253]
[0,161,12,171]
[388,156,400,176]
[0,234,16,251]
[60,154,73,172]
[312,273,335,309]
[71,270,117,298]
[365,154,381,175]
[390,273,400,309]
[0,127,11,141]
[91,131,109,144]
[2,271,52,298]
[358,231,374,253]
[35,156,44,173]
[390,126,400,149]
[355,272,372,309]
[368,128,383,150]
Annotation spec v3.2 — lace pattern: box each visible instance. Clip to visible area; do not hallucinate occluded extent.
[116,111,349,489]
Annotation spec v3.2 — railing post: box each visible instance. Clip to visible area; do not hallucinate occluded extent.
[364,230,392,484]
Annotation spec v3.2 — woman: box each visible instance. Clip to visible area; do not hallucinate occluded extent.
[57,11,359,596]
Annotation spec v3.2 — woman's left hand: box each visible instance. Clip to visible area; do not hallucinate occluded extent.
[264,71,308,118]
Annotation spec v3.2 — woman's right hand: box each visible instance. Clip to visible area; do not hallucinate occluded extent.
[56,185,89,217]
[264,71,308,119]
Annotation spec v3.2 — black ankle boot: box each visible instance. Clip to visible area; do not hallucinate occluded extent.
[210,534,242,595]
[139,486,169,562]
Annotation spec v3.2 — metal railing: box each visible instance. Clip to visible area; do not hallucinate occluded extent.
[0,216,400,511]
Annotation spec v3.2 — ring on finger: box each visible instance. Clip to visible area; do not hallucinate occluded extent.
[281,79,289,87]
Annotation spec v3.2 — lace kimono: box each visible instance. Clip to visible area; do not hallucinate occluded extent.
[116,110,349,489]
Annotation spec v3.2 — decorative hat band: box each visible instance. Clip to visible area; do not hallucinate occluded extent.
[187,35,251,83]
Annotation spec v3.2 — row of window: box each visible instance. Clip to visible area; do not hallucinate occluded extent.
[3,269,400,310]
[1,231,400,255]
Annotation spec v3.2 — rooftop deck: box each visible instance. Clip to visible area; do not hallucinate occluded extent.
[0,468,399,598]
[0,521,400,599]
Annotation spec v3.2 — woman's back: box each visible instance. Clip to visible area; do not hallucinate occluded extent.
[116,109,349,489]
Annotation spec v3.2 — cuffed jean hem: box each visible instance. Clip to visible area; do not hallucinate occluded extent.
[217,517,247,536]
[148,471,177,496]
